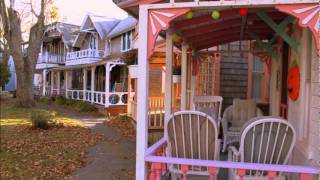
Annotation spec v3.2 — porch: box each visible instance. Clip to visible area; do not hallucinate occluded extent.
[38,59,129,109]
[130,0,320,179]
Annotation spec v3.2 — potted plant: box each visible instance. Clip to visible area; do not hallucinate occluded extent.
[172,66,181,83]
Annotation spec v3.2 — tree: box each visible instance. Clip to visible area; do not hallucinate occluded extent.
[0,42,11,87]
[0,0,51,107]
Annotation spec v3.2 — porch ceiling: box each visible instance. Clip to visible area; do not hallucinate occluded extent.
[169,8,287,50]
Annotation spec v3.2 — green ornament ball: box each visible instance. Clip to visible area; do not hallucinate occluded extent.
[172,34,180,42]
[186,11,193,19]
[211,10,220,20]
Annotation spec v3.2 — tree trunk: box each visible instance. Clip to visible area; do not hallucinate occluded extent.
[15,65,35,107]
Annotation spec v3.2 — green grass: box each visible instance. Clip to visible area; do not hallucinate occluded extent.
[0,98,103,179]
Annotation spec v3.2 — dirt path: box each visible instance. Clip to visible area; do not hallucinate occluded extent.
[52,108,136,180]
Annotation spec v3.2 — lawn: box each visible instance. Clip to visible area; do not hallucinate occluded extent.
[0,97,103,179]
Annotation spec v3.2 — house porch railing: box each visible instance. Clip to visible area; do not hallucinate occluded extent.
[147,138,320,180]
[66,49,104,61]
[65,89,128,107]
[37,53,65,64]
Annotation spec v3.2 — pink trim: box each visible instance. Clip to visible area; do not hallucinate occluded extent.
[275,3,320,51]
[147,8,190,58]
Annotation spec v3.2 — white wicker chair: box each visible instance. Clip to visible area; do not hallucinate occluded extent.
[228,116,296,180]
[166,111,220,179]
[222,99,263,152]
[193,96,223,129]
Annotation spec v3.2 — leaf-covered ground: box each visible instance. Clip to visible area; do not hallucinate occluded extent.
[104,116,136,142]
[0,97,104,179]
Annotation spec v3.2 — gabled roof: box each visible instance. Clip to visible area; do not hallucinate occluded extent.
[107,16,137,39]
[44,22,80,48]
[80,14,120,39]
[73,14,121,48]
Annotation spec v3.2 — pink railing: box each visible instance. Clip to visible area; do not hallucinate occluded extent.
[148,96,165,129]
[146,138,320,180]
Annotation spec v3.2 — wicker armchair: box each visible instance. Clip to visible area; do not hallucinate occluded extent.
[222,99,263,152]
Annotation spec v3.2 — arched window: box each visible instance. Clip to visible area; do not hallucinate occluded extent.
[89,34,97,50]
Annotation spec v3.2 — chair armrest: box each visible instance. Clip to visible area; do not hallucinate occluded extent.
[228,146,240,162]
[222,117,229,133]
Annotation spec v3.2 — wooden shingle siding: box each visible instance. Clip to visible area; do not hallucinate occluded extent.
[149,67,163,97]
[220,42,249,109]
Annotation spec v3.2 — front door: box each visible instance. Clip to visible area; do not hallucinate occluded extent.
[279,42,289,119]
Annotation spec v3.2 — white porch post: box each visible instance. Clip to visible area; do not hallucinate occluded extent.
[91,66,96,104]
[42,69,47,96]
[50,71,54,96]
[83,68,87,101]
[65,70,69,98]
[105,63,110,107]
[181,44,187,110]
[136,6,149,180]
[57,71,61,95]
[165,32,173,119]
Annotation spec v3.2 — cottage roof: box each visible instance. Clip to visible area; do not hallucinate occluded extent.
[107,16,137,39]
[73,14,121,47]
[44,22,79,48]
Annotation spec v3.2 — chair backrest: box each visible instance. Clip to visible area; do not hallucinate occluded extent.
[239,116,296,170]
[193,96,223,125]
[166,111,219,162]
[228,99,263,127]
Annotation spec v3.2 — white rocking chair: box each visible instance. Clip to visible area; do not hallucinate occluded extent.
[166,111,220,179]
[193,96,223,129]
[228,116,296,180]
[222,99,263,152]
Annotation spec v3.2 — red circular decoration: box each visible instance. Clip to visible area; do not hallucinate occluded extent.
[287,62,300,101]
[239,8,248,16]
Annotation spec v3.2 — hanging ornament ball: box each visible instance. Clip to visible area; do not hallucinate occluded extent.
[172,34,180,42]
[239,8,248,17]
[185,44,190,49]
[211,10,220,20]
[192,49,197,56]
[186,11,193,19]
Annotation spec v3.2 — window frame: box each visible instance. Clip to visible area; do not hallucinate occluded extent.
[121,31,132,52]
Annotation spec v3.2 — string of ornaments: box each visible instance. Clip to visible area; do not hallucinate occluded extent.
[170,8,248,56]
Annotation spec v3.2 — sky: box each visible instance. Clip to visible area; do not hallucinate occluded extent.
[54,0,128,25]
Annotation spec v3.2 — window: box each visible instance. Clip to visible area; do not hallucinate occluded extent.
[105,40,111,56]
[89,34,97,50]
[121,31,132,52]
[252,56,264,100]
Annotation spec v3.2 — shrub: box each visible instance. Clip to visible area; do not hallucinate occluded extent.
[38,97,53,104]
[55,96,67,105]
[30,110,55,129]
[75,101,97,112]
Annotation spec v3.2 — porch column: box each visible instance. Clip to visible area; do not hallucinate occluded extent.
[50,71,54,96]
[105,63,110,107]
[65,70,68,98]
[91,66,96,104]
[136,6,149,180]
[57,71,61,95]
[83,68,87,101]
[42,69,47,96]
[165,32,173,119]
[181,44,187,110]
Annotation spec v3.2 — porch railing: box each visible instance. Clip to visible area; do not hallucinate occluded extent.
[146,138,320,180]
[65,89,128,106]
[148,96,165,130]
[37,53,65,64]
[66,49,104,61]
